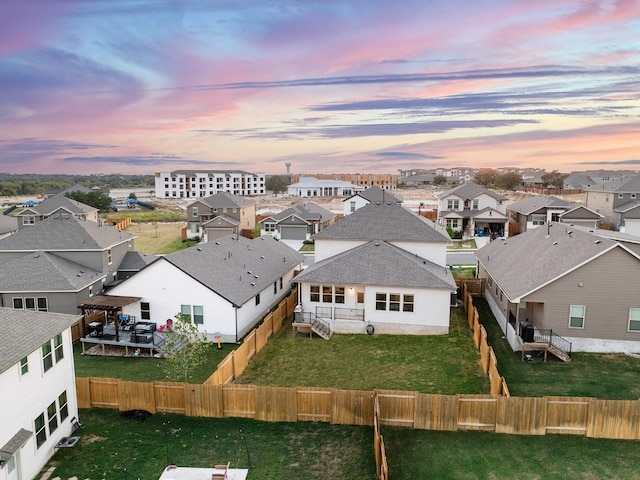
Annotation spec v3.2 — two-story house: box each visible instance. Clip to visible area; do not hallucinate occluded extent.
[342,186,402,216]
[506,195,576,235]
[14,195,99,229]
[0,308,81,480]
[436,183,509,238]
[186,192,256,242]
[293,202,456,336]
[585,175,640,230]
[0,215,137,314]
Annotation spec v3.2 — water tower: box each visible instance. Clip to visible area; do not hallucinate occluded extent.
[285,162,291,175]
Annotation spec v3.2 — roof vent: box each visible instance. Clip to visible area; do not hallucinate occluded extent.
[250,282,256,286]
[553,241,558,245]
[595,240,601,244]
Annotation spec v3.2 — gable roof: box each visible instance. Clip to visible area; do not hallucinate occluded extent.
[439,182,507,201]
[0,214,134,251]
[163,235,305,306]
[346,186,402,204]
[586,175,640,192]
[313,201,451,243]
[117,251,158,271]
[294,240,456,289]
[559,205,603,220]
[202,214,240,227]
[195,192,255,208]
[0,251,104,291]
[0,308,81,374]
[475,222,638,302]
[16,194,97,217]
[506,195,574,215]
[266,202,335,225]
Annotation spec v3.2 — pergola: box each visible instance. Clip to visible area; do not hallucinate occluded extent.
[78,295,141,342]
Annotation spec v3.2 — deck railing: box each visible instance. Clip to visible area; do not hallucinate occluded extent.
[334,307,365,321]
[533,328,572,358]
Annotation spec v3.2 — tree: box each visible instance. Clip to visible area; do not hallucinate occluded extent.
[128,192,137,199]
[433,175,447,185]
[541,170,568,191]
[265,175,291,194]
[473,169,498,187]
[495,172,523,191]
[160,313,211,383]
[65,191,112,212]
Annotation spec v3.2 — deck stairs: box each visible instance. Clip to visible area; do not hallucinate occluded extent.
[293,311,333,340]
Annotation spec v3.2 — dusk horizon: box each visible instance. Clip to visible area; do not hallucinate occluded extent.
[1,1,639,176]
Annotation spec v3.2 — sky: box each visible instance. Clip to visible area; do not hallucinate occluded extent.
[1,0,639,176]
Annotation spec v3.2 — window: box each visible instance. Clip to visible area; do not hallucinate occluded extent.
[334,286,345,304]
[58,391,69,422]
[264,223,276,232]
[13,296,48,310]
[20,356,28,375]
[140,302,151,320]
[403,294,414,312]
[389,293,401,311]
[47,401,58,434]
[357,292,364,304]
[35,413,47,448]
[180,304,191,322]
[569,305,586,328]
[193,305,204,324]
[12,298,23,309]
[376,293,387,311]
[310,285,320,302]
[447,199,459,210]
[322,286,332,303]
[23,215,36,225]
[274,281,278,294]
[472,199,479,210]
[531,214,546,226]
[446,218,459,229]
[255,294,261,306]
[192,207,198,217]
[107,249,113,265]
[279,277,283,289]
[628,308,640,332]
[350,201,356,212]
[54,333,64,362]
[42,341,53,372]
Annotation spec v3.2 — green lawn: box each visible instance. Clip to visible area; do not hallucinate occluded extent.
[384,428,640,479]
[475,298,640,399]
[45,409,376,480]
[74,343,236,383]
[236,308,490,394]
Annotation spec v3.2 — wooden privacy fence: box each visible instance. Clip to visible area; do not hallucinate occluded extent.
[205,289,297,385]
[460,284,509,397]
[75,378,640,440]
[373,396,389,480]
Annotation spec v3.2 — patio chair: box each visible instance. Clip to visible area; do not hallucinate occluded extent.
[211,462,229,479]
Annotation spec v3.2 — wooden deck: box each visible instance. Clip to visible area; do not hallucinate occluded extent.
[80,324,165,356]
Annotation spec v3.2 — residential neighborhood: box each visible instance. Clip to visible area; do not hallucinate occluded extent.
[3,170,640,479]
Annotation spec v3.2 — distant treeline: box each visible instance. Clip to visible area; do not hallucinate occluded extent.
[0,174,154,197]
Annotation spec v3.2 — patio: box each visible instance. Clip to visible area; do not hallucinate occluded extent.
[158,465,248,480]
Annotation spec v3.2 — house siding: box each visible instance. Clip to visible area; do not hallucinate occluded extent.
[523,247,640,343]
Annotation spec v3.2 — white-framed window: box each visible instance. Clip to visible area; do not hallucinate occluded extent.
[334,286,345,304]
[23,215,36,225]
[264,223,276,232]
[47,401,58,435]
[357,291,364,304]
[274,282,278,294]
[376,292,387,311]
[42,341,53,372]
[350,201,356,212]
[531,214,546,226]
[35,413,47,448]
[447,199,460,210]
[310,285,320,302]
[446,218,459,229]
[59,391,69,422]
[13,296,48,311]
[20,356,29,375]
[192,207,199,217]
[389,293,401,311]
[193,305,204,324]
[322,286,332,303]
[569,305,586,328]
[54,333,64,362]
[180,304,192,322]
[107,249,113,265]
[255,294,260,306]
[472,199,479,209]
[403,294,414,312]
[628,308,640,332]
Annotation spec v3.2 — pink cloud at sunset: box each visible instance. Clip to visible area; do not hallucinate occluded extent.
[0,0,639,175]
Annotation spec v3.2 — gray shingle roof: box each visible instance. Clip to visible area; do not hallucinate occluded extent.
[0,215,18,235]
[0,308,81,374]
[18,195,97,216]
[165,235,305,306]
[351,186,402,204]
[294,240,456,289]
[475,223,627,302]
[118,251,158,271]
[0,251,104,291]
[559,206,603,220]
[313,201,451,243]
[197,192,255,208]
[440,182,507,201]
[506,195,574,215]
[0,214,134,251]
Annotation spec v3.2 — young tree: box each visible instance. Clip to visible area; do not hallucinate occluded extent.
[265,175,291,194]
[160,313,211,383]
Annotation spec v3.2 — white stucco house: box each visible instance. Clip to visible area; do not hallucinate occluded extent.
[106,235,304,343]
[293,201,456,335]
[287,176,363,198]
[0,308,81,480]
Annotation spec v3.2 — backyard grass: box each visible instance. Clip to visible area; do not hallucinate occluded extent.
[475,298,640,399]
[236,308,490,394]
[74,343,236,383]
[384,428,640,479]
[122,221,188,254]
[44,409,376,480]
